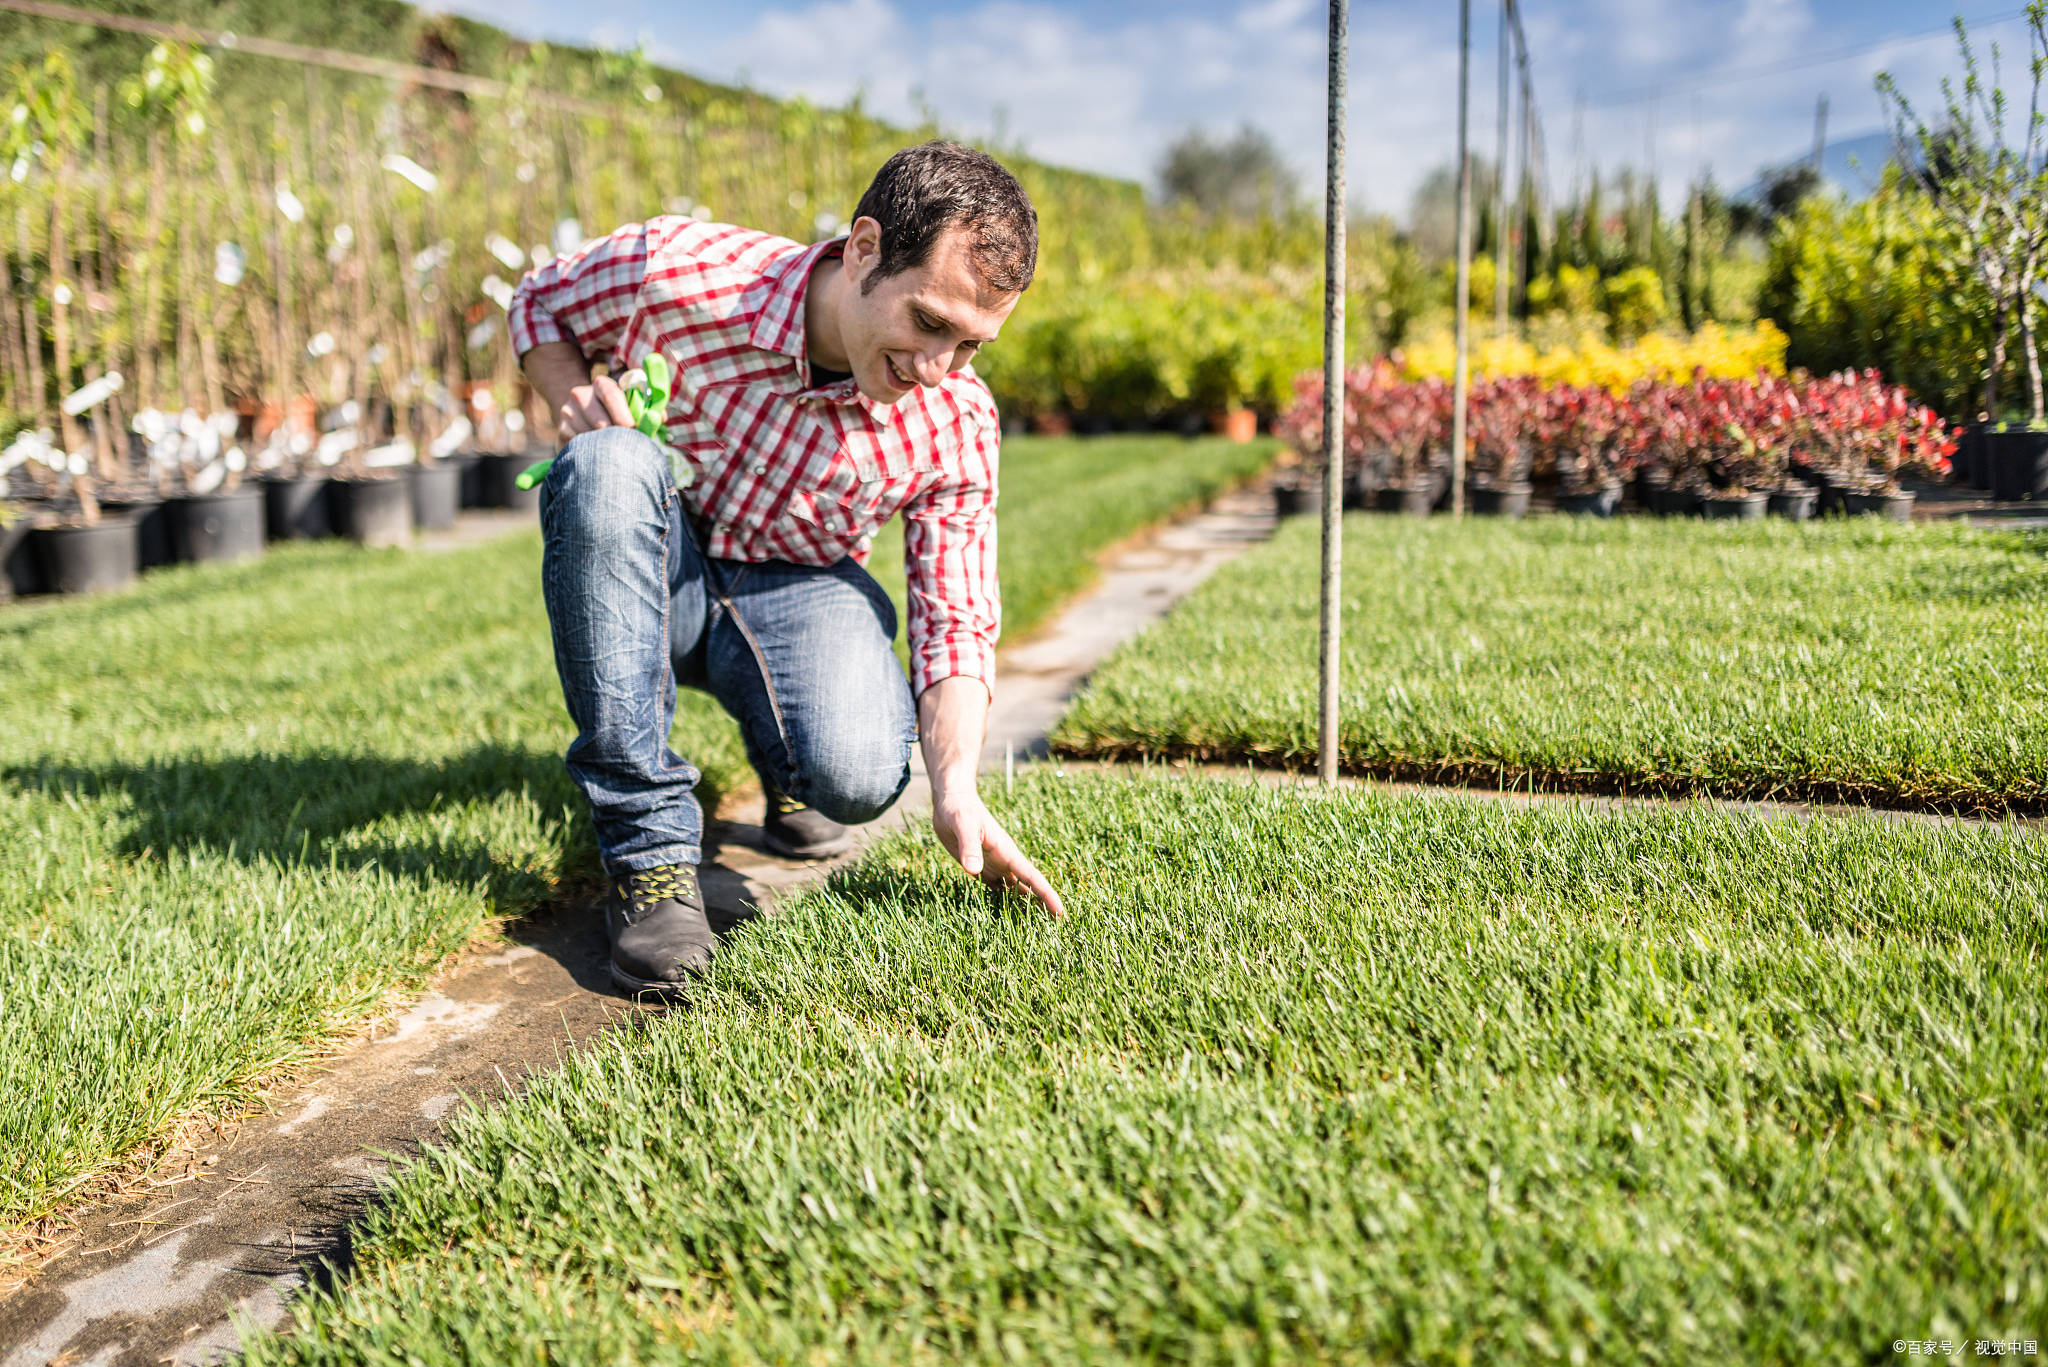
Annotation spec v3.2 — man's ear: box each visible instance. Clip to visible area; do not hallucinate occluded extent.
[842,215,883,285]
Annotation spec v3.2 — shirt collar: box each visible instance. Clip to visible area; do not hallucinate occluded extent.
[749,235,846,369]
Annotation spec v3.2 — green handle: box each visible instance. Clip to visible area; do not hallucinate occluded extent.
[514,355,671,492]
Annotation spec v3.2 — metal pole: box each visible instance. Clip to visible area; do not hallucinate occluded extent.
[1494,0,1512,333]
[1451,0,1473,520]
[1317,0,1347,787]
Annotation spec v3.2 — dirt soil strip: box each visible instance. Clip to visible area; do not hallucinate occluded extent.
[0,483,1278,1367]
[1050,758,2047,834]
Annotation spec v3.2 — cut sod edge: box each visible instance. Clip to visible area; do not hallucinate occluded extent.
[1045,739,2048,821]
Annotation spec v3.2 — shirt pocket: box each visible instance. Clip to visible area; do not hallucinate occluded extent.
[788,474,921,542]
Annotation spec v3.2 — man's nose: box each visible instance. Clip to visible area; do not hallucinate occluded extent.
[914,345,951,387]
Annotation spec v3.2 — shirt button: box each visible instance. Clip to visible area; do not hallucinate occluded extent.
[749,461,766,474]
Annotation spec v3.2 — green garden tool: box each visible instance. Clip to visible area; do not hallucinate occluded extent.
[516,353,672,490]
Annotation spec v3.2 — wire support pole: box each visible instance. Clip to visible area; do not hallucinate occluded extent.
[1495,0,1513,332]
[1451,0,1474,520]
[1317,0,1348,788]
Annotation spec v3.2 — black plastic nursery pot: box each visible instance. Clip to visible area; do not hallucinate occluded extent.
[477,453,544,513]
[1988,429,2048,501]
[99,496,175,569]
[1954,425,1985,487]
[1468,482,1532,518]
[413,459,462,531]
[1,508,45,599]
[262,475,333,541]
[172,488,266,564]
[34,518,138,594]
[1700,492,1767,522]
[1555,485,1621,518]
[1378,482,1437,517]
[332,474,415,547]
[1767,487,1817,521]
[1648,485,1702,517]
[455,453,487,508]
[1844,489,1916,523]
[1272,480,1322,519]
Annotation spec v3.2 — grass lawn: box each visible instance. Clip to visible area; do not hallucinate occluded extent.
[246,771,2048,1365]
[0,434,1270,1234]
[1053,514,2048,813]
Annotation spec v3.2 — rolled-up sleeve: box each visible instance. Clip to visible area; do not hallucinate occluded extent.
[902,419,1000,699]
[507,221,651,360]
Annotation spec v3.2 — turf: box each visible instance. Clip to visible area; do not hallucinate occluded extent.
[244,771,2048,1365]
[0,434,1270,1232]
[1052,514,2048,813]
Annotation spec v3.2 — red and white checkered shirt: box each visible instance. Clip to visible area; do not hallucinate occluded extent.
[509,216,1001,697]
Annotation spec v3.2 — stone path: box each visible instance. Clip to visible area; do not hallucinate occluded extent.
[0,483,1276,1367]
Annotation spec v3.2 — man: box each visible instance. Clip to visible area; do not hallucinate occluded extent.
[510,140,1065,998]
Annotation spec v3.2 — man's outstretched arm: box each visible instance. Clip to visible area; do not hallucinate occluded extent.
[918,676,1066,919]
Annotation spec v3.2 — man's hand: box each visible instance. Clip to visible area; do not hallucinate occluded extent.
[556,373,634,442]
[931,788,1066,919]
[521,340,632,443]
[918,675,1065,918]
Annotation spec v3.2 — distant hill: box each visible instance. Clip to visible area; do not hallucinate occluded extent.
[1734,129,1904,203]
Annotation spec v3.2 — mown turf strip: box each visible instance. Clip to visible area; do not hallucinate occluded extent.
[1053,514,2048,813]
[0,434,1270,1231]
[245,772,2047,1365]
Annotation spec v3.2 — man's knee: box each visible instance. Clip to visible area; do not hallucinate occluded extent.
[543,428,670,539]
[797,733,914,825]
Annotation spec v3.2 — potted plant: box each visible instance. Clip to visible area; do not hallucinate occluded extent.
[1987,416,2048,500]
[258,399,339,541]
[1628,380,1707,516]
[1698,375,1785,521]
[1270,370,1328,519]
[1881,8,2048,487]
[33,458,138,594]
[1465,376,1537,517]
[167,411,265,564]
[1853,393,1956,518]
[1546,384,1628,516]
[1361,372,1450,516]
[0,496,44,600]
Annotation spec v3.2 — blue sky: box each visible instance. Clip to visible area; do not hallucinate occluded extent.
[428,0,2029,214]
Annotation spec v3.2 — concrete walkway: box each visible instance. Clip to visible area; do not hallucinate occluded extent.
[0,484,1277,1367]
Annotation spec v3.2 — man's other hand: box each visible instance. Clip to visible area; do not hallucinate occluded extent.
[931,790,1066,919]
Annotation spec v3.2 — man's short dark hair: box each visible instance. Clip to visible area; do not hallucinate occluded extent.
[852,141,1038,295]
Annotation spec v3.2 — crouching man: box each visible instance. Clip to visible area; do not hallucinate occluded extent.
[510,141,1066,998]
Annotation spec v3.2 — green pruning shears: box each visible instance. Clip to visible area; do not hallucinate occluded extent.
[516,354,672,490]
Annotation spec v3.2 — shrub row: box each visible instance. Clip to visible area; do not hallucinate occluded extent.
[1277,364,1954,499]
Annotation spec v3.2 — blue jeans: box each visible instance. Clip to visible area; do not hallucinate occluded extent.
[538,427,916,873]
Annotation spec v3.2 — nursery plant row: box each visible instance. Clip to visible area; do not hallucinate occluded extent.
[0,446,548,601]
[1271,364,1991,523]
[1052,513,2048,814]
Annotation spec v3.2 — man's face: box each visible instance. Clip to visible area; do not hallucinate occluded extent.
[838,219,1020,404]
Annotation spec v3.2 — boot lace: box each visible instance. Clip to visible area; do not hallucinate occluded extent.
[620,864,696,915]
